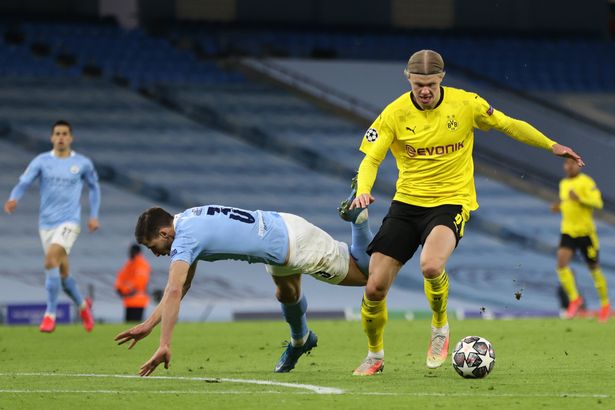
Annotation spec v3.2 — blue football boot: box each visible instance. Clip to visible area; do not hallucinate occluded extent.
[274,330,318,373]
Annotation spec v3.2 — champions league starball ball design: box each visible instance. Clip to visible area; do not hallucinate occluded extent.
[451,336,495,378]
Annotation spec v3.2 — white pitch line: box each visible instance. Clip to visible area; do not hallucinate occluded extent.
[0,372,344,395]
[0,389,611,399]
[0,390,298,395]
[0,373,611,399]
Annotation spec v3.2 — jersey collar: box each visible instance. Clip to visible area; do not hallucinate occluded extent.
[410,86,445,111]
[50,150,75,158]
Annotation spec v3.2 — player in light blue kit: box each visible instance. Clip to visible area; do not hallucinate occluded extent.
[4,120,100,333]
[115,200,373,376]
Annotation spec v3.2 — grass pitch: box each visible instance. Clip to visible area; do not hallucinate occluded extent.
[1,318,614,409]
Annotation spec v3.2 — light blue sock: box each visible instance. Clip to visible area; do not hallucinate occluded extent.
[44,267,61,316]
[61,276,84,307]
[350,219,374,276]
[281,293,308,344]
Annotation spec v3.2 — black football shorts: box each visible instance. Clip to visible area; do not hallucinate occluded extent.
[367,201,465,264]
[559,233,599,264]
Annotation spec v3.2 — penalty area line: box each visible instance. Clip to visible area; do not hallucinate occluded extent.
[0,372,344,395]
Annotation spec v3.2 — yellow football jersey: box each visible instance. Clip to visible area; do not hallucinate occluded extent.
[559,173,603,237]
[358,86,555,218]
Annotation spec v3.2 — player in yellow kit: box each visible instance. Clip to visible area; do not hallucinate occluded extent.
[339,50,585,376]
[551,158,610,322]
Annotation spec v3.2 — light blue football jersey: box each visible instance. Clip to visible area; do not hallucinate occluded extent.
[170,205,289,266]
[9,151,101,229]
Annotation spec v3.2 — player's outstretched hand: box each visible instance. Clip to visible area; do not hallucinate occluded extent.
[350,193,375,210]
[3,199,17,214]
[115,322,153,349]
[139,345,171,377]
[87,218,100,232]
[552,144,585,167]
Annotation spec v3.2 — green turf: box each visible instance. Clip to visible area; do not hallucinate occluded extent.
[1,319,614,409]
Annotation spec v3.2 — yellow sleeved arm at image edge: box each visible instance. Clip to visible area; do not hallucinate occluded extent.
[580,178,603,210]
[581,190,604,210]
[493,112,556,150]
[357,154,381,196]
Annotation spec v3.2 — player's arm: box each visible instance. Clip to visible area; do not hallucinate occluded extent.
[352,154,380,209]
[138,260,190,376]
[138,262,194,325]
[551,181,564,213]
[84,161,101,232]
[473,97,584,166]
[352,113,393,209]
[575,179,603,209]
[114,261,197,348]
[496,115,584,165]
[4,157,41,214]
[182,261,197,296]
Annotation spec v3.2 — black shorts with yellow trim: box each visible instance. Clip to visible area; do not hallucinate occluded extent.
[366,201,465,264]
[559,233,600,264]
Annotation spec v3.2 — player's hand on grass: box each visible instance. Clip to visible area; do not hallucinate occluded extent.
[350,193,374,210]
[139,345,171,377]
[3,199,17,214]
[87,218,99,232]
[552,144,584,167]
[114,322,153,349]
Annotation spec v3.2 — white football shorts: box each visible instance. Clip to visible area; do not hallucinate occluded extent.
[266,212,349,285]
[39,222,81,255]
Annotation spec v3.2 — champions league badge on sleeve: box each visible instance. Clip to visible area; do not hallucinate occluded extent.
[365,128,379,142]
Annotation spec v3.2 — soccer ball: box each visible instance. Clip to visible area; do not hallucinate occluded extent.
[451,336,495,378]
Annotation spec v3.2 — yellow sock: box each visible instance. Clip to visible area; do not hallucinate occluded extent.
[424,270,449,328]
[361,294,387,353]
[557,266,579,301]
[590,267,610,307]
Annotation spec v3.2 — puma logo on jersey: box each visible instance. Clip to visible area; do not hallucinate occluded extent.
[406,126,416,134]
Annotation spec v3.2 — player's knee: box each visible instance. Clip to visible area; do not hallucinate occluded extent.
[275,285,300,304]
[44,254,61,269]
[421,258,444,279]
[556,257,569,269]
[365,281,388,301]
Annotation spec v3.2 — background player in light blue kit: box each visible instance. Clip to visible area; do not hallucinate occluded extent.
[115,202,373,376]
[4,120,100,333]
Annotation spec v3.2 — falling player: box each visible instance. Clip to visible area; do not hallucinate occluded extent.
[115,201,373,375]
